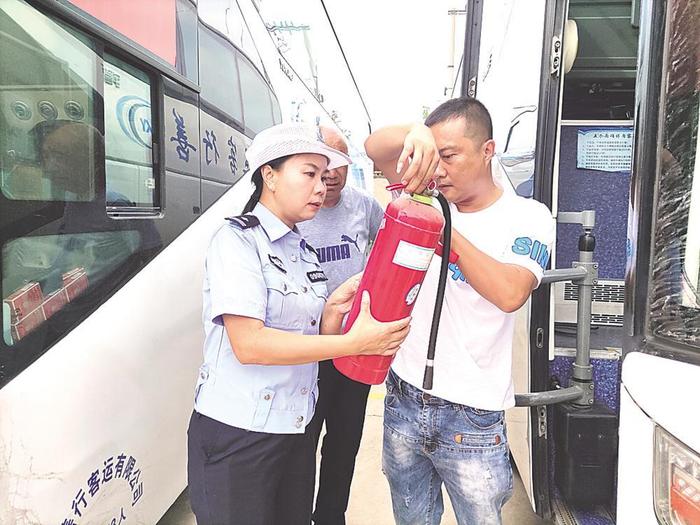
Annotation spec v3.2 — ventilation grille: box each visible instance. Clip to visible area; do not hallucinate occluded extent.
[564,282,625,303]
[591,313,624,326]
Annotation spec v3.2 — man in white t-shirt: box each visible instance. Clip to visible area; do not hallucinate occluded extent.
[364,97,555,525]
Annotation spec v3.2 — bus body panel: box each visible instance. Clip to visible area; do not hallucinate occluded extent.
[615,383,656,524]
[620,352,700,453]
[617,352,700,523]
[0,180,250,524]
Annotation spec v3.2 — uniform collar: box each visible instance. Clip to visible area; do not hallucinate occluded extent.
[253,202,299,243]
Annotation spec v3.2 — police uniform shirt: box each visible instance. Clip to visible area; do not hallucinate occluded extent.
[194,203,328,434]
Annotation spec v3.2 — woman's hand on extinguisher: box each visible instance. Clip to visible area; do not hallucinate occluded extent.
[347,291,411,356]
[320,273,363,335]
[326,273,363,316]
[397,124,440,195]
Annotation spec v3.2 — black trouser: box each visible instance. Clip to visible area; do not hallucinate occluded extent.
[309,360,371,525]
[187,411,316,525]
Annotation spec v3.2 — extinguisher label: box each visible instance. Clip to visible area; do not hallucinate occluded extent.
[405,284,421,305]
[392,240,435,271]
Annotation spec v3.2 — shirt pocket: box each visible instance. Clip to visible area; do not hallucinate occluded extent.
[263,269,303,330]
[299,253,327,300]
[310,281,328,301]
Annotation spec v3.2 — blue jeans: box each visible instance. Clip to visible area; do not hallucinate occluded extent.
[382,370,513,525]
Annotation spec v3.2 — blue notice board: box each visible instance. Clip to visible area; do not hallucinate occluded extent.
[556,124,633,280]
[576,128,634,172]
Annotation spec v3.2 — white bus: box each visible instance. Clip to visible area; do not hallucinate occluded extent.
[0,0,368,523]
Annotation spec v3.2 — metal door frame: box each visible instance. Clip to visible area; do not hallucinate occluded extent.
[461,0,569,517]
[461,0,483,98]
[529,0,569,517]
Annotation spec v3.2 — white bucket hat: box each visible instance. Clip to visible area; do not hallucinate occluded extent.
[246,123,352,176]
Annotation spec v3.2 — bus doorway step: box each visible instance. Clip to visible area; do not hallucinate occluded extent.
[551,492,615,525]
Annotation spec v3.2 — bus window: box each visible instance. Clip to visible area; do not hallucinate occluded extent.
[237,52,275,134]
[199,25,244,124]
[647,0,700,349]
[199,0,266,76]
[103,54,157,209]
[175,0,198,83]
[0,0,100,202]
[0,1,162,355]
[2,230,141,346]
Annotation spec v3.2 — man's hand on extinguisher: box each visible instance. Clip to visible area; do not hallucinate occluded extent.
[347,291,411,356]
[397,124,441,195]
[364,123,440,194]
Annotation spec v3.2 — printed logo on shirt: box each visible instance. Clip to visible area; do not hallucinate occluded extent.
[511,237,550,269]
[340,234,361,253]
[449,262,467,283]
[316,234,361,263]
[307,270,328,283]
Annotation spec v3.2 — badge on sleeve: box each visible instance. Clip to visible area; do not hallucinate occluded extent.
[307,270,328,283]
[226,214,260,229]
[268,254,287,274]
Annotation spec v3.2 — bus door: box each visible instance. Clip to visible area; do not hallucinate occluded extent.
[617,0,700,523]
[462,0,569,516]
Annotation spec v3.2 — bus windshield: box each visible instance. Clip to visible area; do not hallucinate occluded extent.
[647,0,700,350]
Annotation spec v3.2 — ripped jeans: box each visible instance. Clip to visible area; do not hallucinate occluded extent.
[382,370,513,525]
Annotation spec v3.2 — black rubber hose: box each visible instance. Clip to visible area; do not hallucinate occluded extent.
[422,193,451,390]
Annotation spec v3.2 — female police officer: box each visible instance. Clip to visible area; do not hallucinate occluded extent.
[187,123,410,525]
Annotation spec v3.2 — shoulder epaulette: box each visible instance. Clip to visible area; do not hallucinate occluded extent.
[225,214,260,230]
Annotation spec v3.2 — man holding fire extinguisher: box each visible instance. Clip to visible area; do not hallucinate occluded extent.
[298,126,384,525]
[365,97,555,525]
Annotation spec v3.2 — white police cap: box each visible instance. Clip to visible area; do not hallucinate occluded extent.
[246,123,352,176]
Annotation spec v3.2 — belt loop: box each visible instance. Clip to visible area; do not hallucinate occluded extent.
[395,372,404,397]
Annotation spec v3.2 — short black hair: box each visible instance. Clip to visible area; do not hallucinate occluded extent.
[424,97,493,142]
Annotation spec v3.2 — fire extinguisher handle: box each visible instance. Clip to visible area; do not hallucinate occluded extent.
[435,242,459,264]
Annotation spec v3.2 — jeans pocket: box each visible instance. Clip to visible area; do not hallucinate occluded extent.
[383,388,413,427]
[384,373,399,408]
[459,406,504,430]
[384,385,400,409]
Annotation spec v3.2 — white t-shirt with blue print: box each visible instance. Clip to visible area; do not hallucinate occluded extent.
[391,190,555,410]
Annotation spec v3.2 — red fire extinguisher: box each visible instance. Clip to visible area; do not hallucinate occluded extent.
[333,186,449,385]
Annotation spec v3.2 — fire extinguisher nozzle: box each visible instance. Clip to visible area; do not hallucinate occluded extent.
[422,365,434,390]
